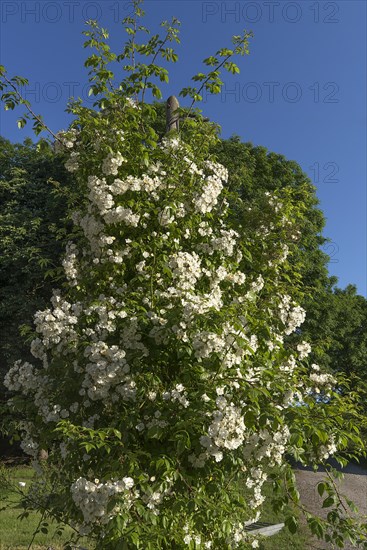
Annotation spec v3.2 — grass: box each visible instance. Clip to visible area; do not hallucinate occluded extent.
[0,463,311,550]
[0,463,91,550]
[236,470,312,550]
[257,489,310,550]
[240,470,311,550]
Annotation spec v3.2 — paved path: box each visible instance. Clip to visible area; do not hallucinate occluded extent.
[295,464,367,549]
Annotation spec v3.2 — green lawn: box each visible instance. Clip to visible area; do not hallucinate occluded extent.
[257,496,309,550]
[0,463,310,549]
[0,463,91,550]
[234,466,311,550]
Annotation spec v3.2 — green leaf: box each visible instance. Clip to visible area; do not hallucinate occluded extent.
[176,438,185,456]
[322,496,335,508]
[317,482,326,497]
[285,515,298,534]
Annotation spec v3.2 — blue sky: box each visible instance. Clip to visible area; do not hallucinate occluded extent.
[0,0,366,296]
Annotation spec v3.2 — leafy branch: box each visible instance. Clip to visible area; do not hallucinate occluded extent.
[179,31,253,129]
[0,66,60,142]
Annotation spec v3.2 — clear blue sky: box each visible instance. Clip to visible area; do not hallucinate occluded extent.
[0,0,366,296]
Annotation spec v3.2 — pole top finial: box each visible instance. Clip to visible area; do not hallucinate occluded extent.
[166,95,180,133]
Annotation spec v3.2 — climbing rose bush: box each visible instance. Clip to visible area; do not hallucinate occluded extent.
[3,110,356,548]
[3,4,367,549]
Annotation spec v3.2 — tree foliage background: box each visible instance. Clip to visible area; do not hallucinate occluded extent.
[1,134,366,397]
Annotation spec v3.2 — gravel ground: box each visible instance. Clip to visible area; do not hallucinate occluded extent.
[295,463,367,549]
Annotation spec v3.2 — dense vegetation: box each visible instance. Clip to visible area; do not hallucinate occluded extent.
[1,134,366,397]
